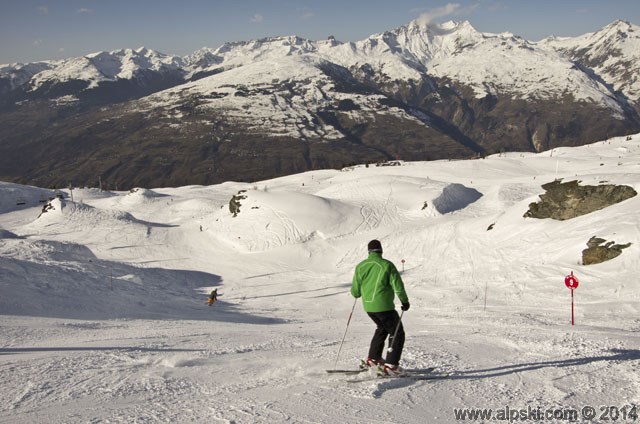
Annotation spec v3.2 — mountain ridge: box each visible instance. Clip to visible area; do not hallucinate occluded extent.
[1,19,639,189]
[4,19,639,104]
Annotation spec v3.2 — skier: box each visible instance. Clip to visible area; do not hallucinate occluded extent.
[351,239,410,375]
[207,289,218,306]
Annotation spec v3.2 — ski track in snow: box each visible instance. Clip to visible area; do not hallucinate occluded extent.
[1,135,640,423]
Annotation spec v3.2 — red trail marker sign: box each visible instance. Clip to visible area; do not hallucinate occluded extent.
[564,272,579,325]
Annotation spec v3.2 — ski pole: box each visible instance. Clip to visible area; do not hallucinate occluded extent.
[387,310,404,353]
[333,298,357,370]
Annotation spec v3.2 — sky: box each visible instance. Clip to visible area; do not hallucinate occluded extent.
[1,0,640,64]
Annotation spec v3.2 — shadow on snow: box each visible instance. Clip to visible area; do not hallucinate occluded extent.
[0,240,286,324]
[451,348,640,380]
[370,349,639,398]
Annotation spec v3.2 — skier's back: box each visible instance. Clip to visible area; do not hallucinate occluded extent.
[351,239,410,375]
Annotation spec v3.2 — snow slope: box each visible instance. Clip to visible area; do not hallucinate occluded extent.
[143,54,348,139]
[1,135,640,423]
[540,20,640,103]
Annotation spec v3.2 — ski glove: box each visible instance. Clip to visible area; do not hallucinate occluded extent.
[401,302,410,311]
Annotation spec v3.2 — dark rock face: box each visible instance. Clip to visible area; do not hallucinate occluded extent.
[416,82,637,155]
[582,236,631,265]
[523,180,637,220]
[1,78,637,190]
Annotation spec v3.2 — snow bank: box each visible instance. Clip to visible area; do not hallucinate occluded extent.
[0,182,55,214]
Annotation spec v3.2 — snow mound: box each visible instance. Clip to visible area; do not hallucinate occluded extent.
[25,198,146,239]
[119,188,166,205]
[318,175,481,218]
[212,189,361,251]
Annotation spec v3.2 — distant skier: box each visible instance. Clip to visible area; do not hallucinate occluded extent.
[351,239,410,375]
[207,289,218,306]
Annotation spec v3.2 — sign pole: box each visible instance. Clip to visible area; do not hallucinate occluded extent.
[571,288,575,326]
[564,271,579,326]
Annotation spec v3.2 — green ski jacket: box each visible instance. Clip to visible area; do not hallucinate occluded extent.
[351,252,409,313]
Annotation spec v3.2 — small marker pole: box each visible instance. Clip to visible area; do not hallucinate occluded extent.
[484,280,488,311]
[571,288,575,326]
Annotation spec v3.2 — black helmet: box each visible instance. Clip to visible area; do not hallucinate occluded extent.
[367,239,382,253]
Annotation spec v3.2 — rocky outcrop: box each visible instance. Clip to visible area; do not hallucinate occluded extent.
[229,190,247,217]
[582,236,631,265]
[524,180,637,220]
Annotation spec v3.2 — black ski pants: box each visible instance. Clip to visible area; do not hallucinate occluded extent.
[367,310,405,366]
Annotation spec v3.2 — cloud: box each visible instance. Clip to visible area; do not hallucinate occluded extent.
[37,5,49,15]
[416,3,461,25]
[414,2,478,26]
[58,47,65,53]
[250,13,264,23]
[299,8,314,20]
[33,39,43,46]
[77,8,94,15]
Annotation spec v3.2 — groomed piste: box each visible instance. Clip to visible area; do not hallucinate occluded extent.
[1,134,639,423]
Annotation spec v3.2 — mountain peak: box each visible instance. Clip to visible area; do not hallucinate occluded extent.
[381,18,483,63]
[605,19,633,30]
[403,18,477,36]
[593,19,638,39]
[135,46,151,55]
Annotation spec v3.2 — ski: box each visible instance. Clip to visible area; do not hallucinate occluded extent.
[346,368,449,383]
[347,373,450,383]
[327,366,443,380]
[399,367,436,374]
[326,369,367,374]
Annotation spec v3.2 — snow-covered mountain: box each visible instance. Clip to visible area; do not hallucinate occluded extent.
[1,134,639,422]
[4,20,636,108]
[540,20,640,104]
[326,19,624,108]
[0,47,184,92]
[0,47,186,108]
[1,20,639,189]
